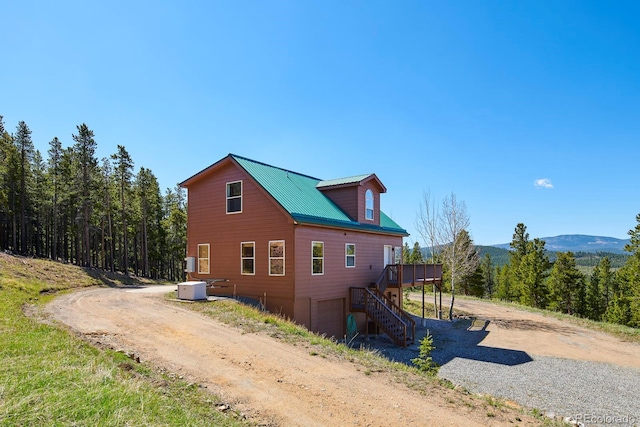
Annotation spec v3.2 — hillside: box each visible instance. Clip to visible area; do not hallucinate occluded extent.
[492,234,630,254]
[475,245,628,269]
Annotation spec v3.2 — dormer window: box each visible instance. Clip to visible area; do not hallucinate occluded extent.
[365,189,374,220]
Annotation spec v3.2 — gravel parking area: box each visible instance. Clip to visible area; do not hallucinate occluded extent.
[353,315,640,426]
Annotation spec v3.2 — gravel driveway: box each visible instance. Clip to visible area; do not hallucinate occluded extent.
[353,305,640,427]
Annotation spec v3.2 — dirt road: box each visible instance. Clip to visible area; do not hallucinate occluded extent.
[45,286,542,427]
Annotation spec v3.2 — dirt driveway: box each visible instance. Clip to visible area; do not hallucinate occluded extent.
[44,286,551,427]
[414,295,640,369]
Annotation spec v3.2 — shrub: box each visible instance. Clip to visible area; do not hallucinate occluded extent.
[411,333,439,375]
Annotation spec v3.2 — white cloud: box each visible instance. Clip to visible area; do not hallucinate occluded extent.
[534,178,554,189]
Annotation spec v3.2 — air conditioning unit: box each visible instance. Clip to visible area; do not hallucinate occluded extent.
[177,281,207,300]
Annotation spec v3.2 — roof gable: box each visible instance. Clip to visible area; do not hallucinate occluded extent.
[316,173,387,193]
[183,154,407,236]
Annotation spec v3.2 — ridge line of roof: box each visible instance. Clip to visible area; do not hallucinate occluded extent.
[316,173,375,187]
[230,154,321,181]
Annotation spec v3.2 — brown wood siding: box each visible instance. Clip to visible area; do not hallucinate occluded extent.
[294,225,402,331]
[318,186,358,220]
[185,161,296,317]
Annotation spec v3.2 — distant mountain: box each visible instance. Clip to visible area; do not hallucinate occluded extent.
[492,234,630,254]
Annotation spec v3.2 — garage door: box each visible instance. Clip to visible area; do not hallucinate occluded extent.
[317,298,344,338]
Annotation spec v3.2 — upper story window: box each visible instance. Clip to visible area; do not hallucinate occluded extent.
[345,243,355,268]
[241,242,255,275]
[365,189,374,220]
[312,241,324,275]
[226,181,242,214]
[269,240,285,276]
[198,243,210,274]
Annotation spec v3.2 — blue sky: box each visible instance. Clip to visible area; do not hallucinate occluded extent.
[2,1,639,245]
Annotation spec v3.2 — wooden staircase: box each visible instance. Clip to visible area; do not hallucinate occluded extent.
[349,286,416,347]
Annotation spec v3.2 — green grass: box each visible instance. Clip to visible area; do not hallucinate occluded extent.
[0,254,248,427]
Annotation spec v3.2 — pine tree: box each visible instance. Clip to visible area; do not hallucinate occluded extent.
[162,185,187,281]
[112,145,134,275]
[410,242,424,264]
[480,253,495,298]
[14,121,35,254]
[402,242,411,263]
[616,215,640,326]
[495,264,514,301]
[455,230,481,296]
[519,238,550,309]
[507,223,530,300]
[72,124,98,266]
[548,251,585,315]
[47,137,63,260]
[0,116,14,250]
[99,158,116,271]
[135,167,163,277]
[31,150,49,257]
[586,263,603,320]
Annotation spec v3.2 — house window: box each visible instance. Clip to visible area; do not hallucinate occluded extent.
[365,189,374,220]
[345,243,355,268]
[312,241,324,275]
[269,240,285,276]
[241,242,255,275]
[226,181,242,213]
[198,244,210,274]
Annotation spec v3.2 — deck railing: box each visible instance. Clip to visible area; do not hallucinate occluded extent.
[349,286,415,347]
[375,263,443,292]
[369,287,416,342]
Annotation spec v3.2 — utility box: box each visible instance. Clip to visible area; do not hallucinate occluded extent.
[177,281,207,300]
[184,257,196,273]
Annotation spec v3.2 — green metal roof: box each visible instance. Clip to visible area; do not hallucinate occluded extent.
[316,174,373,188]
[232,155,407,236]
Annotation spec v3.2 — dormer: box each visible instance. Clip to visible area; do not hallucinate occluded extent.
[316,174,387,225]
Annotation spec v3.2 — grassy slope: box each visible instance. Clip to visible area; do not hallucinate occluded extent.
[0,253,247,427]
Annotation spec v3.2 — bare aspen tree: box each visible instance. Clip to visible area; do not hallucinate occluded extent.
[415,190,441,318]
[439,193,478,320]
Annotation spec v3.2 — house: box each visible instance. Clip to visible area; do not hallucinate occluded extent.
[180,154,442,345]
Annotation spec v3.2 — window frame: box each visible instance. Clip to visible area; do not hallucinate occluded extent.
[365,189,374,221]
[226,180,243,214]
[311,241,324,275]
[240,241,255,275]
[269,240,285,276]
[345,243,356,268]
[197,243,210,274]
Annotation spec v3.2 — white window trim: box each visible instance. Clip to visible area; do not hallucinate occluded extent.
[345,243,356,268]
[241,241,255,275]
[365,189,374,221]
[226,180,243,214]
[197,243,210,274]
[269,240,285,276]
[312,241,324,276]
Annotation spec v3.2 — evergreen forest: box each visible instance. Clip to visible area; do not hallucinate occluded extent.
[404,221,640,329]
[0,116,186,281]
